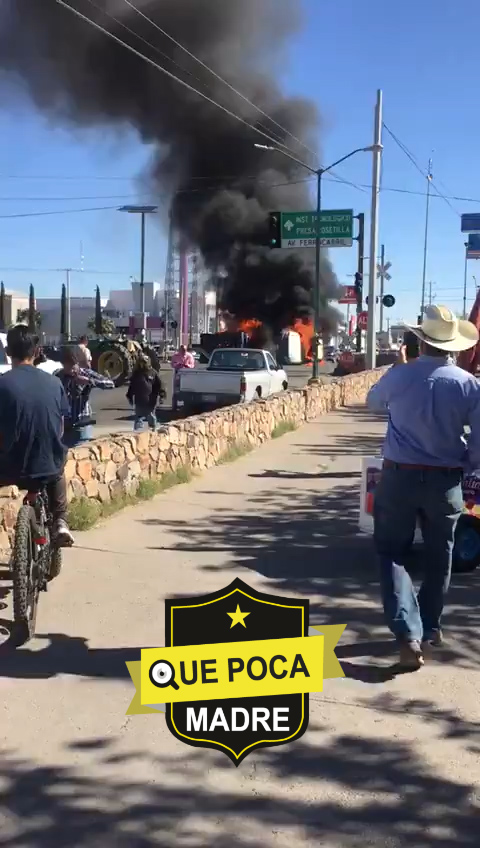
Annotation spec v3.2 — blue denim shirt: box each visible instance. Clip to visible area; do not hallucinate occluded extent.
[367,355,480,470]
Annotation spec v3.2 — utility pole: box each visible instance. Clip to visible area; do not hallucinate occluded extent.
[366,89,383,370]
[66,268,71,341]
[420,157,433,320]
[140,212,146,314]
[463,241,469,319]
[355,212,365,353]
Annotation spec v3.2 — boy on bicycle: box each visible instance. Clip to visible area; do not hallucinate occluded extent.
[0,325,74,547]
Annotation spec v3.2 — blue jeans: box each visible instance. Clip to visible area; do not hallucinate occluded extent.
[63,425,93,447]
[134,406,157,432]
[373,465,464,642]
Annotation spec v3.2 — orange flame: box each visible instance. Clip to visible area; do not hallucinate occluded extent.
[221,316,317,362]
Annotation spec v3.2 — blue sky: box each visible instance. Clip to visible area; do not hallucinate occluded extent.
[1,0,478,324]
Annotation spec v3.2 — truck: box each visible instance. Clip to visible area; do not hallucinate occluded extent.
[172,348,289,417]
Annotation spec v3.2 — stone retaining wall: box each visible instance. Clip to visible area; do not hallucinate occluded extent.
[0,368,386,549]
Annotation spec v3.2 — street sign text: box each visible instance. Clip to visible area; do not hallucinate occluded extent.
[280,210,353,249]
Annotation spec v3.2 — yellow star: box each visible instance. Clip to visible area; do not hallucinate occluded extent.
[227,604,250,629]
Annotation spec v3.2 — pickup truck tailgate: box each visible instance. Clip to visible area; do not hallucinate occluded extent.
[178,370,242,396]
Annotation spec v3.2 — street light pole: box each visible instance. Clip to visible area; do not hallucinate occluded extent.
[119,204,158,334]
[254,141,375,379]
[313,169,322,378]
[365,89,383,371]
[420,157,433,320]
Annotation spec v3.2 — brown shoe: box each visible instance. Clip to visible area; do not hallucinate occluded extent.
[422,630,444,649]
[399,640,424,670]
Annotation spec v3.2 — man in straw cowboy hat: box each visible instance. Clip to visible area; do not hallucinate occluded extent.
[367,304,480,669]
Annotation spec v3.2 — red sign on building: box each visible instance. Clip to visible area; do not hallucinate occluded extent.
[358,311,368,331]
[339,285,357,305]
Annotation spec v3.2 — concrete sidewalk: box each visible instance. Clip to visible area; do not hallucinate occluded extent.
[1,405,479,847]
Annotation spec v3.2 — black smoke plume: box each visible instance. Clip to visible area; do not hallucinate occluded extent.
[0,0,341,332]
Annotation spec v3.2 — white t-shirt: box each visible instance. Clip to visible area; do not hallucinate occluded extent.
[75,343,92,368]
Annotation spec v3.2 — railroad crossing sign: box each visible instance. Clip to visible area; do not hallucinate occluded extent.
[377,261,392,281]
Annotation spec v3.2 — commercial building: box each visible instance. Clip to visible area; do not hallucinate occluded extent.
[36,295,108,342]
[2,290,29,326]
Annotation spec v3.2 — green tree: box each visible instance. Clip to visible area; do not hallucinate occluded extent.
[94,285,103,335]
[17,308,42,329]
[87,314,116,335]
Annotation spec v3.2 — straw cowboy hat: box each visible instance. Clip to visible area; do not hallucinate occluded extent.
[404,304,479,353]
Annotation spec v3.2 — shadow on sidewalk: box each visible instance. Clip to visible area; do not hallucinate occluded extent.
[142,478,480,670]
[0,716,478,848]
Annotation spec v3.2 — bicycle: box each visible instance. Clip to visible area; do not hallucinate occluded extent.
[9,486,64,647]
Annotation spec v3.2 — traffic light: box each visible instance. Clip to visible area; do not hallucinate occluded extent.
[354,272,363,297]
[170,320,178,330]
[268,212,281,249]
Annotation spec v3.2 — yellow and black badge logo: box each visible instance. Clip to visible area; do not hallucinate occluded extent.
[163,578,309,765]
[126,578,345,766]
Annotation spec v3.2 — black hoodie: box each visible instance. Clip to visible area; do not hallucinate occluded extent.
[126,368,164,410]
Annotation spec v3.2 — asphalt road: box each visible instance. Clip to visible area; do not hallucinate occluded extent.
[93,362,335,437]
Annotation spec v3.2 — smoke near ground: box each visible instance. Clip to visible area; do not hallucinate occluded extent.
[0,0,341,332]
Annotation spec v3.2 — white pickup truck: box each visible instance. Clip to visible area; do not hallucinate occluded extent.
[173,348,289,416]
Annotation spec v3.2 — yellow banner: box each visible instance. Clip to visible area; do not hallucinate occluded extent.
[126,626,345,713]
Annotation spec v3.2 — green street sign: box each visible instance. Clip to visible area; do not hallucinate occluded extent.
[280,209,354,248]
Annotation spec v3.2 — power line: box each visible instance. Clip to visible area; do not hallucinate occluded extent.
[0,266,124,275]
[56,0,297,155]
[56,1,365,195]
[121,0,319,163]
[4,178,480,218]
[0,194,145,201]
[0,204,121,219]
[80,0,286,151]
[383,122,460,217]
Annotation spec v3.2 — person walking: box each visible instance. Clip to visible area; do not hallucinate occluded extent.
[367,305,480,669]
[126,354,164,432]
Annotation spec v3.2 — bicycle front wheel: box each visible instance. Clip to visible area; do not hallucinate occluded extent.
[11,504,38,647]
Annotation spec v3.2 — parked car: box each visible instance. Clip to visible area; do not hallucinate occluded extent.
[172,348,288,416]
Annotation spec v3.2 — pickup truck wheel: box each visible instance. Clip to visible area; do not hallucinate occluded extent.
[282,381,288,391]
[254,387,262,400]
